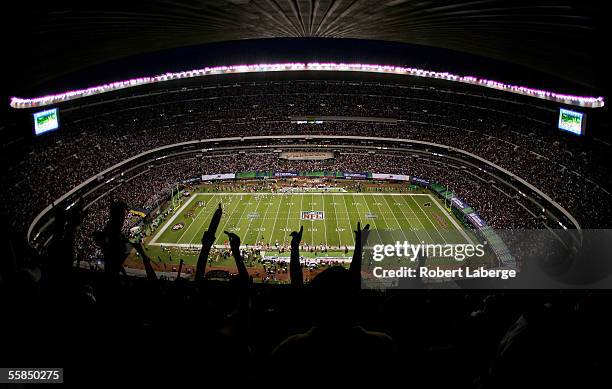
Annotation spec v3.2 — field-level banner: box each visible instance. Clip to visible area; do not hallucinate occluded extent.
[129,208,148,218]
[298,171,342,178]
[372,173,410,181]
[202,173,236,181]
[411,177,430,187]
[467,213,487,229]
[280,151,334,160]
[343,172,369,179]
[274,171,299,177]
[450,197,475,215]
[430,183,448,196]
[181,177,201,184]
[235,171,273,179]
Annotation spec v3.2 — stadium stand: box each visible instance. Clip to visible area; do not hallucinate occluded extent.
[69,149,544,262]
[1,193,606,386]
[3,1,610,384]
[2,79,610,238]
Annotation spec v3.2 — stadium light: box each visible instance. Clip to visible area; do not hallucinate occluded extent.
[9,62,605,109]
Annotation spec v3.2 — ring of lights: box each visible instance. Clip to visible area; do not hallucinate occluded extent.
[11,63,605,109]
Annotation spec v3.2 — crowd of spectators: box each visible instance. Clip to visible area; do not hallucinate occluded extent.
[67,149,542,261]
[1,198,606,385]
[2,79,609,237]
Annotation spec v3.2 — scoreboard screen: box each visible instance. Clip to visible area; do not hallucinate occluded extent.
[33,108,60,135]
[558,108,585,136]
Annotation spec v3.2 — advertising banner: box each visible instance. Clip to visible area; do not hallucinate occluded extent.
[343,172,369,179]
[274,171,299,177]
[280,151,334,160]
[372,173,410,181]
[467,213,486,229]
[411,177,430,187]
[451,197,468,211]
[181,177,201,184]
[201,173,236,181]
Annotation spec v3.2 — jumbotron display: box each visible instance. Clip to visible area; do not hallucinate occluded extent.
[558,108,586,136]
[33,108,60,135]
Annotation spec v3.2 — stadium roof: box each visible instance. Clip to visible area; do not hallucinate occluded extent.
[9,63,605,109]
[6,0,607,94]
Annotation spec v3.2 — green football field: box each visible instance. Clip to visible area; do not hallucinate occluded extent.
[148,192,473,251]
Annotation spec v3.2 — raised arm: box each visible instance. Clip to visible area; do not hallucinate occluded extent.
[195,203,222,281]
[223,231,253,348]
[224,231,250,288]
[48,201,86,278]
[96,200,129,278]
[289,226,304,287]
[349,222,370,280]
[131,241,157,281]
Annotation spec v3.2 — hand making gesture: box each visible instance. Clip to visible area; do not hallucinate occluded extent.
[349,222,370,284]
[289,226,304,287]
[195,203,222,281]
[224,231,249,288]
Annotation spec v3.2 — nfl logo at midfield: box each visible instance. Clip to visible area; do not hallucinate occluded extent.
[301,211,325,220]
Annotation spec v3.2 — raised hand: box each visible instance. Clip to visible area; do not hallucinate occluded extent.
[222,232,252,340]
[202,203,222,247]
[131,241,146,256]
[48,201,87,278]
[349,222,370,281]
[97,200,130,277]
[289,226,304,287]
[355,222,371,247]
[66,199,87,229]
[224,231,249,287]
[289,225,303,251]
[195,203,222,282]
[108,200,128,232]
[131,241,157,281]
[224,231,241,254]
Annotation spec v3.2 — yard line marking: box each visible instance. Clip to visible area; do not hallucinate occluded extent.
[412,195,450,244]
[299,193,305,244]
[175,203,208,244]
[282,192,294,242]
[330,193,343,247]
[268,194,283,245]
[179,194,220,244]
[256,194,273,244]
[381,194,411,242]
[309,193,314,246]
[146,192,433,196]
[407,195,446,244]
[243,194,266,244]
[399,195,435,243]
[191,195,234,240]
[217,193,250,245]
[390,194,429,243]
[369,193,404,243]
[149,193,199,244]
[360,193,384,244]
[321,192,329,248]
[428,194,474,244]
[232,194,261,246]
[341,193,356,246]
[148,192,472,250]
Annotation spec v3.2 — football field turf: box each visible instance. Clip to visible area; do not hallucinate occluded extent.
[148,192,473,250]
